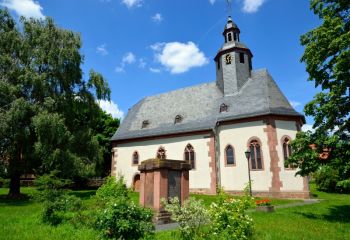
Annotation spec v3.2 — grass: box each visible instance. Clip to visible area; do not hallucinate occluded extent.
[0,185,349,239]
[0,188,98,240]
[155,184,350,240]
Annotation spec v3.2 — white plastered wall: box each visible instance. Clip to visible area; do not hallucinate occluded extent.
[218,121,272,192]
[275,120,304,191]
[113,134,212,190]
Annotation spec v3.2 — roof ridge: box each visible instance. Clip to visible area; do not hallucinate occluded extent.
[144,81,217,100]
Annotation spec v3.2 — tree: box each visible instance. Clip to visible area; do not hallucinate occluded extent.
[0,9,111,197]
[93,109,120,177]
[286,0,350,190]
[301,0,349,136]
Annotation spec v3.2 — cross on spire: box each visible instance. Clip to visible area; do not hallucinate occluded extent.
[226,0,232,18]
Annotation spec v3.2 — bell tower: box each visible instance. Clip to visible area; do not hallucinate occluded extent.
[215,16,253,96]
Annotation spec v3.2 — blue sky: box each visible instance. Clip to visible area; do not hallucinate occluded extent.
[0,0,321,130]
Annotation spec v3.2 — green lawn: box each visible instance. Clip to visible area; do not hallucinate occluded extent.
[155,185,350,240]
[0,185,349,240]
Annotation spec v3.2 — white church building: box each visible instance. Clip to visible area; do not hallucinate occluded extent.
[111,17,310,198]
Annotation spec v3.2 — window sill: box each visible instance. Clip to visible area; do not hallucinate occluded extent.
[225,164,236,167]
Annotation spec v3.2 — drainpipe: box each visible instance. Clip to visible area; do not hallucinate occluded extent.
[212,121,221,189]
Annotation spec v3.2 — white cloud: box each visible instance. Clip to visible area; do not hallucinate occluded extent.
[149,67,161,73]
[115,52,136,73]
[0,0,44,19]
[115,66,125,73]
[150,42,165,51]
[209,0,216,5]
[138,58,146,69]
[152,41,208,74]
[302,124,315,133]
[121,0,142,8]
[97,100,124,119]
[151,13,163,23]
[96,44,108,56]
[242,0,266,13]
[290,101,301,108]
[122,52,136,65]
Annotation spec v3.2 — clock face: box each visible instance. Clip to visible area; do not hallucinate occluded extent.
[225,53,232,64]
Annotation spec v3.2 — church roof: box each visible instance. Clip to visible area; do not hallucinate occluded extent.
[111,69,304,142]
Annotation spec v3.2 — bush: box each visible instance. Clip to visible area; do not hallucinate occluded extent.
[336,179,350,193]
[162,197,210,240]
[33,171,83,225]
[95,176,154,239]
[95,176,129,203]
[208,187,255,240]
[314,166,339,192]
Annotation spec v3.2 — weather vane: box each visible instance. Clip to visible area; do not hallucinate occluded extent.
[226,0,232,18]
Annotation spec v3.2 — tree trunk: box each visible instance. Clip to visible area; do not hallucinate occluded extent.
[8,171,21,198]
[8,146,23,199]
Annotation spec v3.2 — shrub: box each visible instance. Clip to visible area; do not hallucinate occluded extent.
[33,171,83,225]
[208,187,254,240]
[162,197,210,240]
[96,197,154,240]
[314,166,339,192]
[94,176,154,239]
[336,179,350,193]
[95,176,129,203]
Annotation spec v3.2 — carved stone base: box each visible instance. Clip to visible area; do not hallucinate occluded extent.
[154,210,172,225]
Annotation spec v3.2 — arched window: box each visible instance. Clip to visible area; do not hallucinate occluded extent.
[225,145,235,165]
[174,115,183,124]
[249,139,263,170]
[132,151,139,165]
[282,137,294,169]
[228,33,232,42]
[184,144,195,169]
[156,147,166,160]
[220,103,228,113]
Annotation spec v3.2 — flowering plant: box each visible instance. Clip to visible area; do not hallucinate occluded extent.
[208,186,255,239]
[255,198,271,206]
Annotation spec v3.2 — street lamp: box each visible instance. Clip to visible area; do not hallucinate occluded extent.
[245,150,252,196]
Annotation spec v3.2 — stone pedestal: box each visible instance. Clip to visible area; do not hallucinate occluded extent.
[138,158,191,224]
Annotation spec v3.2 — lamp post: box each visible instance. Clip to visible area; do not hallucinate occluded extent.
[245,150,252,196]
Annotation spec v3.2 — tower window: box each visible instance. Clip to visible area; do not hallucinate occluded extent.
[141,120,149,129]
[234,33,237,41]
[240,53,245,63]
[174,115,183,124]
[217,59,221,70]
[228,33,232,42]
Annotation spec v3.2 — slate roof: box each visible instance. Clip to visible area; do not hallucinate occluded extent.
[111,69,304,141]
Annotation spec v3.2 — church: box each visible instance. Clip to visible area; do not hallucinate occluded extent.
[111,16,310,199]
